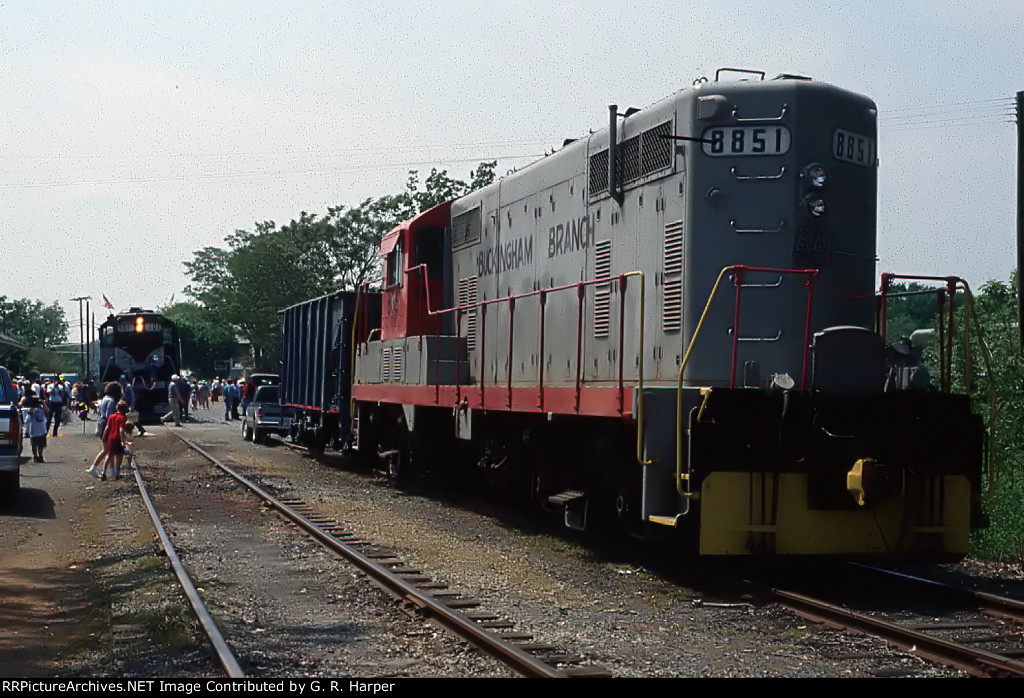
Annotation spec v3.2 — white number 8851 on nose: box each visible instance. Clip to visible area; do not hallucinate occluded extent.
[702,126,791,156]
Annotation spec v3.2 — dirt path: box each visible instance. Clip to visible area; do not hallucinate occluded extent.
[0,418,217,677]
[0,425,104,675]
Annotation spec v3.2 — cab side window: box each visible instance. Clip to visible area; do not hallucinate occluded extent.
[385,242,404,288]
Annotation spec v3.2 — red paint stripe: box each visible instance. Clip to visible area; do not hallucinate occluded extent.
[351,384,633,419]
[283,403,341,415]
[284,403,322,412]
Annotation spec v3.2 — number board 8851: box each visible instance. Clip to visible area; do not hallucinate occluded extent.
[701,126,791,156]
[832,129,875,167]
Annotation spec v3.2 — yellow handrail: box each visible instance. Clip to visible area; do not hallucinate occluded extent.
[675,266,736,496]
[957,280,1000,496]
[621,271,651,466]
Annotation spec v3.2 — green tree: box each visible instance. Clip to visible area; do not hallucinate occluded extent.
[0,296,70,348]
[942,273,1024,563]
[880,281,951,341]
[182,162,497,367]
[161,301,237,378]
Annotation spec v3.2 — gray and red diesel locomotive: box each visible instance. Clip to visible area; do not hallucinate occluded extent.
[281,70,983,557]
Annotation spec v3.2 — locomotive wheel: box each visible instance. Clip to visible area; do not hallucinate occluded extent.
[307,430,326,454]
[386,447,413,487]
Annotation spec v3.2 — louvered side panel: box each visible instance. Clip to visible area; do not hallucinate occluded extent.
[392,347,403,382]
[457,276,479,351]
[663,220,684,333]
[593,239,612,339]
[381,347,392,382]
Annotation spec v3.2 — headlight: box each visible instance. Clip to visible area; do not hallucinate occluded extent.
[805,194,826,217]
[804,163,827,188]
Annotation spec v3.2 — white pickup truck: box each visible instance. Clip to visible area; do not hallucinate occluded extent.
[241,384,292,444]
[0,367,24,506]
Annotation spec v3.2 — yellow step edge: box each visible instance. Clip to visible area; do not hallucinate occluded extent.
[647,515,680,527]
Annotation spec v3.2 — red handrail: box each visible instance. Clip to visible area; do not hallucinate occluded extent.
[727,265,819,392]
[404,264,641,413]
[878,273,963,394]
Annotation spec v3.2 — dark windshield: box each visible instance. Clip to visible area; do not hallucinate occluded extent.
[255,386,279,403]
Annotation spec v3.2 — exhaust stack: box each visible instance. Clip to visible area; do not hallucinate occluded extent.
[608,104,622,204]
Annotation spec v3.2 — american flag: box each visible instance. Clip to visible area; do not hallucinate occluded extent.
[102,294,114,310]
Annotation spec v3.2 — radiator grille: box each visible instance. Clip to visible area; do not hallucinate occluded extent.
[588,150,609,195]
[641,121,673,176]
[662,220,684,333]
[457,276,479,351]
[617,135,641,184]
[590,120,673,199]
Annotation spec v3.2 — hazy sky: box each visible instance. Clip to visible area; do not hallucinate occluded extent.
[1,1,1021,338]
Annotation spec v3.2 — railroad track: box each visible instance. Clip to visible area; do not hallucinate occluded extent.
[169,429,610,678]
[129,456,246,678]
[762,564,1024,677]
[849,563,1024,624]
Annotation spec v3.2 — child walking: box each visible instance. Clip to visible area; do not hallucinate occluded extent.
[101,400,131,480]
[20,391,48,463]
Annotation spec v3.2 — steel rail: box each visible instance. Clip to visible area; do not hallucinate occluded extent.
[770,587,1024,678]
[169,431,573,678]
[848,563,1024,623]
[130,458,246,678]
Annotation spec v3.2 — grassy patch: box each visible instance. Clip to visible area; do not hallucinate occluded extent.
[131,603,198,652]
[970,458,1024,564]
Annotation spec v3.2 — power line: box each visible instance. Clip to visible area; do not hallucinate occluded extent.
[882,97,1012,114]
[0,139,557,161]
[0,153,544,191]
[882,114,1015,127]
[882,118,1015,133]
[881,108,1014,124]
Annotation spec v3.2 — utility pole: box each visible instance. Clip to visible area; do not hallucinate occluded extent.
[88,302,94,380]
[1017,91,1023,352]
[71,296,90,375]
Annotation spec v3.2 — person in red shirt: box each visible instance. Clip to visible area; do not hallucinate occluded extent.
[241,377,256,416]
[101,400,131,480]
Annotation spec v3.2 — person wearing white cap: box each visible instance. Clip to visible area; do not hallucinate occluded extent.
[166,374,182,427]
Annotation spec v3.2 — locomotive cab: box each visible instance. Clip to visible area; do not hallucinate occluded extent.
[381,202,450,341]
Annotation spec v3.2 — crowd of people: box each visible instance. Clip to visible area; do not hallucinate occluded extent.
[160,375,254,425]
[13,375,94,463]
[13,372,261,477]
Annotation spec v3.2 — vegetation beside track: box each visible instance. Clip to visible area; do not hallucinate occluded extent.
[887,276,1024,565]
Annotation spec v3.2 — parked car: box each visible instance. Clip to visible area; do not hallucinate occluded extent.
[241,384,291,444]
[0,366,24,506]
